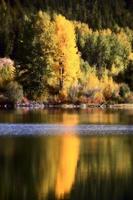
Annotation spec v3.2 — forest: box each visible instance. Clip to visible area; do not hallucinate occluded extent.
[0,0,133,104]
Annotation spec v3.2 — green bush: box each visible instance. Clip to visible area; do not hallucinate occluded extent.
[119,83,130,98]
[5,81,23,103]
[124,61,133,91]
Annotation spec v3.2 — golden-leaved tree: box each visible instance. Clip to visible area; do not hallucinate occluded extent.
[53,15,81,98]
[33,12,81,100]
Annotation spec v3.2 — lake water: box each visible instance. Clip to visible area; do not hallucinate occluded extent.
[0,108,133,200]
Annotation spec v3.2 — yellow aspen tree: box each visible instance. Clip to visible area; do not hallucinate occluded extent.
[33,12,81,100]
[54,15,81,97]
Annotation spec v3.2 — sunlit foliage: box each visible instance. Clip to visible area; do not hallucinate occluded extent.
[0,58,15,87]
[76,26,132,76]
[54,15,81,97]
[0,4,133,103]
[23,12,81,100]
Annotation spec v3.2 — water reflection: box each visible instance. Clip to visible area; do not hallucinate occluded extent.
[74,136,133,200]
[0,127,133,199]
[36,113,80,200]
[79,137,132,178]
[37,136,59,199]
[55,113,80,199]
[0,108,133,124]
[55,134,79,199]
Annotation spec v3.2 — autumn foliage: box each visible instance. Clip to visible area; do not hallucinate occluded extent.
[0,11,133,104]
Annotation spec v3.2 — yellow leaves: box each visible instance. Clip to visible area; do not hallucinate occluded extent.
[86,72,99,90]
[73,21,92,37]
[35,12,81,97]
[82,67,99,91]
[0,58,15,87]
[54,15,81,92]
[117,31,129,44]
[111,64,121,75]
[117,31,131,53]
[34,12,132,102]
[99,29,112,36]
[36,11,51,28]
[101,73,118,91]
[82,66,119,102]
[101,76,119,101]
[73,21,113,40]
[129,52,133,61]
[93,91,105,103]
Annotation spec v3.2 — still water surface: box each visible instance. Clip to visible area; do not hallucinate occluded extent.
[0,107,133,124]
[0,108,133,200]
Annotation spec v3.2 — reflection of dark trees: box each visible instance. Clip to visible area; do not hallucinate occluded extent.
[0,137,37,199]
[0,108,133,124]
[0,135,133,200]
[69,135,133,200]
[0,136,60,200]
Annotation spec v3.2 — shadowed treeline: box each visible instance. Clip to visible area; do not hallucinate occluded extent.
[2,0,133,29]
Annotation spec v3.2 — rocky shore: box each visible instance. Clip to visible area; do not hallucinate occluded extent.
[15,102,133,109]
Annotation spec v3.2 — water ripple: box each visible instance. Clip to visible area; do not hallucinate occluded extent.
[0,124,133,135]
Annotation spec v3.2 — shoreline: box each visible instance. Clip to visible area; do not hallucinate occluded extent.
[1,101,133,110]
[15,103,133,110]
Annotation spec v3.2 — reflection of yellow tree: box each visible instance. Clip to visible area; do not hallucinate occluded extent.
[55,113,80,199]
[37,113,80,200]
[55,134,80,199]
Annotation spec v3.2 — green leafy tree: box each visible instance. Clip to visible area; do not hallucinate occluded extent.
[83,30,131,77]
[33,11,58,97]
[15,13,51,100]
[119,83,130,98]
[119,61,133,91]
